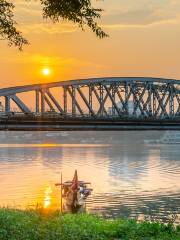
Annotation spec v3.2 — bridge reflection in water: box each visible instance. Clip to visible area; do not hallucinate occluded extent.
[0,77,180,130]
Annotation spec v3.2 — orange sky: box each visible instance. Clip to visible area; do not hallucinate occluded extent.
[0,0,180,88]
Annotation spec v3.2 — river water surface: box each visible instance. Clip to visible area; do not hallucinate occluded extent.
[0,131,179,224]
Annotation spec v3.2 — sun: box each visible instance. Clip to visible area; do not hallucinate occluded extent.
[42,68,50,76]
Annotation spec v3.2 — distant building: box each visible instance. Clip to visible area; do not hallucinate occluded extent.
[0,102,4,112]
[107,100,141,116]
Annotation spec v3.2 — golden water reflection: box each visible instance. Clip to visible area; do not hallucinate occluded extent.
[32,184,62,211]
[44,185,52,208]
[0,133,179,224]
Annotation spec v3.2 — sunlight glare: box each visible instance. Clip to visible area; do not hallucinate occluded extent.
[44,186,52,208]
[42,68,50,76]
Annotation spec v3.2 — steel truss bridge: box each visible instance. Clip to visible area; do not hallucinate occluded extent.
[0,77,180,130]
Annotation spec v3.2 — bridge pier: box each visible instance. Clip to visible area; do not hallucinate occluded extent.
[89,85,93,116]
[40,91,45,113]
[63,86,67,115]
[35,90,40,113]
[5,96,10,113]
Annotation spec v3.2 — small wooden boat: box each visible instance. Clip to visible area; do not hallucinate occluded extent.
[55,170,92,213]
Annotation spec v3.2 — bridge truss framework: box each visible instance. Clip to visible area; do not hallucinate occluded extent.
[0,77,180,119]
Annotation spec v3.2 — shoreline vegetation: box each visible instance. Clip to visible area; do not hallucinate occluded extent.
[0,209,179,240]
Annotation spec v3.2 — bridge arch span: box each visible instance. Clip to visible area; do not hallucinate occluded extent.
[0,77,180,120]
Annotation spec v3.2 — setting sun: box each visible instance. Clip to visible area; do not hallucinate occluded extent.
[42,68,50,76]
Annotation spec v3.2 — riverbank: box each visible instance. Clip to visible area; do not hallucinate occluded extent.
[0,209,179,240]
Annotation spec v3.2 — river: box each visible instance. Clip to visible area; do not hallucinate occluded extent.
[0,131,179,224]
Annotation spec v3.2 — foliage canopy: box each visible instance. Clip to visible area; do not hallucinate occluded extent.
[0,0,28,49]
[0,0,107,50]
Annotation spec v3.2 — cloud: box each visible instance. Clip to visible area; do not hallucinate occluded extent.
[30,54,108,70]
[12,1,79,35]
[19,22,78,34]
[11,0,180,32]
[0,53,75,66]
[28,54,76,67]
[100,0,180,28]
[103,9,172,26]
[0,52,107,70]
[13,0,41,23]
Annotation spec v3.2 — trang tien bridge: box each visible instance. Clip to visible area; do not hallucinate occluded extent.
[0,77,180,131]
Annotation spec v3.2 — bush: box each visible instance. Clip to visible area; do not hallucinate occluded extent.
[0,209,179,240]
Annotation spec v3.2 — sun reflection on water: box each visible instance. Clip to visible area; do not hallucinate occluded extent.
[44,185,52,208]
[36,184,62,211]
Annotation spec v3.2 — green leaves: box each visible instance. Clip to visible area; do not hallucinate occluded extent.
[0,209,180,240]
[0,0,28,50]
[0,0,107,50]
[40,0,108,39]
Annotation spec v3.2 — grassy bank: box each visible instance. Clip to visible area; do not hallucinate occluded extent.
[0,209,179,240]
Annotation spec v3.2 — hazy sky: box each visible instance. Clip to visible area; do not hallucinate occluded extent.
[0,0,180,88]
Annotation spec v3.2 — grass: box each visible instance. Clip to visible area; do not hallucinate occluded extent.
[0,208,179,240]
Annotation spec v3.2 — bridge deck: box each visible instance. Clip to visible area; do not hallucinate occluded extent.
[0,115,180,131]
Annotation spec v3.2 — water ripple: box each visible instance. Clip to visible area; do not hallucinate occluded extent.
[0,131,179,224]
